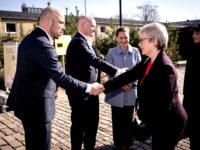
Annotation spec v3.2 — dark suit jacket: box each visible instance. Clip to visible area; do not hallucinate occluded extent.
[6,28,88,122]
[183,44,200,113]
[65,32,118,100]
[104,51,187,132]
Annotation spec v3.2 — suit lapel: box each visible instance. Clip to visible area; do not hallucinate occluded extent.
[77,32,96,56]
[91,45,97,56]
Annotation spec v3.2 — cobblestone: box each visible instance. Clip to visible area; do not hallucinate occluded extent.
[0,61,190,150]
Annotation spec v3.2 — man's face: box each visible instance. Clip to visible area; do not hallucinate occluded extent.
[50,13,65,39]
[193,31,200,45]
[83,19,96,39]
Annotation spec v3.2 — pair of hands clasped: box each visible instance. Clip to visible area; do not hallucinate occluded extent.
[89,67,128,95]
[90,82,105,95]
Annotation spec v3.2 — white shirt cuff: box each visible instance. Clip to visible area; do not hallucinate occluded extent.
[115,69,122,77]
[85,83,91,93]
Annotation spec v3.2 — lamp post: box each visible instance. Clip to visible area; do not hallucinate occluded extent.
[119,0,122,26]
[84,0,87,15]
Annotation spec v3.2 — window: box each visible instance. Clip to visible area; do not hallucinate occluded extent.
[5,23,16,33]
[100,26,106,33]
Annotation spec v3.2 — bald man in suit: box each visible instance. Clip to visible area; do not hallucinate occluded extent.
[6,7,103,150]
[65,16,126,150]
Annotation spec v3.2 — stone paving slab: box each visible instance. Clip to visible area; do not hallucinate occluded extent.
[0,91,190,150]
[0,62,190,150]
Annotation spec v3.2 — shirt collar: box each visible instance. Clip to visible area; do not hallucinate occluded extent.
[38,26,54,45]
[79,32,93,46]
[116,44,133,54]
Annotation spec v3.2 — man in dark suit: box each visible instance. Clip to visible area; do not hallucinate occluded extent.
[65,16,125,150]
[6,7,103,150]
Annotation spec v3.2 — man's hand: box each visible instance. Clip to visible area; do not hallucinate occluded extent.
[90,82,105,95]
[121,83,132,92]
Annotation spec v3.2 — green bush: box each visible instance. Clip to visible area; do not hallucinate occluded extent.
[0,20,182,68]
[165,23,181,62]
[96,24,181,63]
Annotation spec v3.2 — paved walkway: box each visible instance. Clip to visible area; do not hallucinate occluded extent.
[0,62,191,150]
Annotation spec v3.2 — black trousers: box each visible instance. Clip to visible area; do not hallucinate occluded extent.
[183,95,199,150]
[151,107,187,150]
[111,105,134,148]
[69,95,99,150]
[21,118,52,150]
[186,111,199,150]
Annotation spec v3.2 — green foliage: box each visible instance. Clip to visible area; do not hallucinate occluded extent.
[95,20,117,56]
[95,23,181,63]
[95,36,116,56]
[165,23,181,62]
[95,23,140,57]
[0,15,182,68]
[129,27,140,47]
[64,14,78,37]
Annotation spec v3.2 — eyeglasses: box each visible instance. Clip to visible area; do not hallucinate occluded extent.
[139,38,149,43]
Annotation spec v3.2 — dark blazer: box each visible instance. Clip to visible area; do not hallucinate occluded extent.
[183,44,200,112]
[6,28,88,122]
[182,37,200,150]
[65,32,118,100]
[104,51,187,147]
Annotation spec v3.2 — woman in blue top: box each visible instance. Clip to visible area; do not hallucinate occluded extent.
[105,27,141,150]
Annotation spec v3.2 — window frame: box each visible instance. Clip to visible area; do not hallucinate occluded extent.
[5,22,17,34]
[100,26,106,33]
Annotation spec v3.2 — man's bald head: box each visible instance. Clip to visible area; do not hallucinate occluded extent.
[40,7,59,23]
[77,16,96,39]
[38,6,65,39]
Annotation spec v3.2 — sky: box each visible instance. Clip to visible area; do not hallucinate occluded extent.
[0,0,200,22]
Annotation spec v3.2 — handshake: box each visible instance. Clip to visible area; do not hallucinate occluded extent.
[90,82,105,95]
[89,67,128,95]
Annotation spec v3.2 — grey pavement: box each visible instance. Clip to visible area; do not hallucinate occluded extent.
[0,61,191,150]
